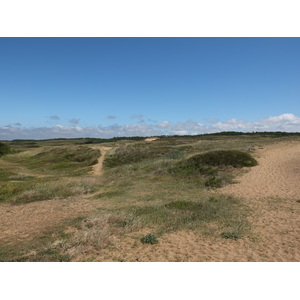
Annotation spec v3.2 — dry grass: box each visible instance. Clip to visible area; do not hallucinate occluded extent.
[63,212,138,259]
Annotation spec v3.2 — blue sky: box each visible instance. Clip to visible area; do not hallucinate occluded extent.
[1,37,300,139]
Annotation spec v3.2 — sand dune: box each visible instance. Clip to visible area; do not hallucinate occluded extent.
[220,141,300,200]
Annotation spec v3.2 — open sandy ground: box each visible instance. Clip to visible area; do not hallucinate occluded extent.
[0,141,299,261]
[0,196,104,245]
[144,137,159,142]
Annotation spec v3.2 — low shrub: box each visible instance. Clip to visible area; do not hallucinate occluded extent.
[170,161,218,177]
[0,142,11,156]
[220,231,241,240]
[141,233,159,244]
[205,176,222,188]
[187,150,257,168]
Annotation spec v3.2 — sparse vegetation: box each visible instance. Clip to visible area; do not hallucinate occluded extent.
[221,231,241,240]
[141,233,159,244]
[104,144,172,168]
[4,146,100,176]
[0,176,100,204]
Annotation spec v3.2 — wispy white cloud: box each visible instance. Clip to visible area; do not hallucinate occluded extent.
[1,114,300,140]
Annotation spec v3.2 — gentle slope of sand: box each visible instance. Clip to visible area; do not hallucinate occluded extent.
[220,141,300,200]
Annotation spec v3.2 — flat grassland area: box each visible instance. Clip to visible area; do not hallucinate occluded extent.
[0,134,299,261]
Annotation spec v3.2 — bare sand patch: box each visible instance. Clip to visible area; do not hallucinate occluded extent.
[0,196,104,245]
[144,137,159,142]
[219,141,300,200]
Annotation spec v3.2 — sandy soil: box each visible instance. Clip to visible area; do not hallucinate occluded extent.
[0,196,104,245]
[144,137,159,142]
[220,141,300,200]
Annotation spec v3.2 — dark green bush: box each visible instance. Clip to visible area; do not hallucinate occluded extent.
[0,142,11,156]
[187,150,258,168]
[205,176,222,188]
[141,233,159,244]
[221,231,241,240]
[170,161,218,177]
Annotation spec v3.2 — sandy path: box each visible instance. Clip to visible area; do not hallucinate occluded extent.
[90,146,111,176]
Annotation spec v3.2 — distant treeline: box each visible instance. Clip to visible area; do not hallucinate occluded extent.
[174,131,300,138]
[3,131,300,145]
[82,136,145,144]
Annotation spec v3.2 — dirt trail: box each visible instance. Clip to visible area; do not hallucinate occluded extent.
[90,146,111,176]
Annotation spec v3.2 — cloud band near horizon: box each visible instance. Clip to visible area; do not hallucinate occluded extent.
[1,113,300,140]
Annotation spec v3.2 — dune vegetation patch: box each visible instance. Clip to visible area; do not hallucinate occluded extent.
[0,177,101,204]
[5,146,100,175]
[169,150,257,188]
[188,150,258,168]
[104,144,173,168]
[127,194,245,236]
[0,142,11,157]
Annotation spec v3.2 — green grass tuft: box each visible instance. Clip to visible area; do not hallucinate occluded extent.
[141,233,159,244]
[221,231,241,240]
